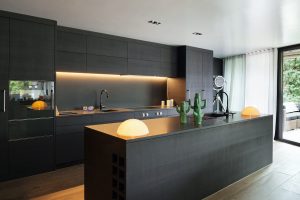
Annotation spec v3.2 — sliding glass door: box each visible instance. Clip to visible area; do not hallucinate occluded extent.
[276,45,300,146]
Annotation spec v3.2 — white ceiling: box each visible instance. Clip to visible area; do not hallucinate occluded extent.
[1,0,300,58]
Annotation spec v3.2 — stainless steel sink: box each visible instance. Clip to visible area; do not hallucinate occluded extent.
[59,111,78,116]
[204,112,228,118]
[100,109,119,112]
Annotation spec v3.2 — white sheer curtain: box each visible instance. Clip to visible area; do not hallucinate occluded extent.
[245,49,277,114]
[245,49,277,133]
[223,55,246,112]
[224,49,277,134]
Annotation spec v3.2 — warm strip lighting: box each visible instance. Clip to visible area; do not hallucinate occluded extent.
[56,72,168,80]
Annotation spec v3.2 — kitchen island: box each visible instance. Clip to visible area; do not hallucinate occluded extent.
[84,114,273,200]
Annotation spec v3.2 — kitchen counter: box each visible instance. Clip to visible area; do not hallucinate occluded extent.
[56,106,176,117]
[86,113,270,142]
[84,114,273,200]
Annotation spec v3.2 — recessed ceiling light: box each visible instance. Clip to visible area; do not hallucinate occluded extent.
[148,20,161,25]
[193,32,203,36]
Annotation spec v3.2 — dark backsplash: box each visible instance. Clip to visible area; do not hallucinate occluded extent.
[56,73,167,110]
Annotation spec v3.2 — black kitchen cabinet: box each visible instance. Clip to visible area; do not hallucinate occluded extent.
[56,28,87,72]
[128,59,161,76]
[9,18,56,80]
[128,42,161,61]
[55,109,177,166]
[202,52,213,113]
[168,46,213,112]
[87,35,127,58]
[86,35,127,74]
[57,28,86,53]
[160,46,178,77]
[56,125,84,166]
[56,51,86,72]
[127,41,162,76]
[55,115,92,166]
[9,136,54,178]
[0,16,9,181]
[8,118,54,140]
[87,54,127,74]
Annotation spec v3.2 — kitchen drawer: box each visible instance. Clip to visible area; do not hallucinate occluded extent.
[56,115,92,126]
[8,118,54,140]
[167,108,178,116]
[56,130,84,165]
[9,136,54,178]
[134,110,168,119]
[92,112,135,124]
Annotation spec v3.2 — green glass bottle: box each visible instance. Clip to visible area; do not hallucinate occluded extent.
[192,93,206,125]
[176,101,191,124]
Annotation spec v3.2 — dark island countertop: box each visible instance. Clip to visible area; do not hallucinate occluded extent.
[86,113,272,142]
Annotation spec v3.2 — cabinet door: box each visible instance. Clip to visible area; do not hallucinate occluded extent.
[57,30,86,53]
[87,36,127,58]
[56,51,86,72]
[160,46,178,77]
[56,125,84,165]
[128,59,161,76]
[0,17,9,181]
[202,52,213,112]
[186,48,203,102]
[10,19,55,80]
[56,29,87,72]
[9,136,54,178]
[128,42,161,61]
[8,118,54,140]
[87,54,127,74]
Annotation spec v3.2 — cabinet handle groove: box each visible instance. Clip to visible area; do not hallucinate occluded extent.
[2,89,5,113]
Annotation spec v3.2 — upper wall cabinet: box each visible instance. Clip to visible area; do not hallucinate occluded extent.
[160,46,178,77]
[56,26,178,77]
[128,42,161,61]
[9,19,55,80]
[87,36,127,58]
[86,35,127,74]
[56,28,86,72]
[128,41,161,76]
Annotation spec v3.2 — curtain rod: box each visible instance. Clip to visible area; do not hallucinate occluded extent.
[246,48,273,55]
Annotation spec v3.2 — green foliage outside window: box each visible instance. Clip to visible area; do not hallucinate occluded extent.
[283,57,300,103]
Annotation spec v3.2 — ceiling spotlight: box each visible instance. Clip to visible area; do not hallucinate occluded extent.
[193,32,203,36]
[148,20,161,25]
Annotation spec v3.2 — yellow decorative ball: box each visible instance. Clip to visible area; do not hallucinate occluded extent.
[241,106,260,117]
[31,100,48,110]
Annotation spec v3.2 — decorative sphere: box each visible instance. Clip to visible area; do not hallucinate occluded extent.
[241,106,260,117]
[117,119,149,137]
[31,100,48,110]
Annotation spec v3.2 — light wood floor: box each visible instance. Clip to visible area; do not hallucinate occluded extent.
[0,141,300,200]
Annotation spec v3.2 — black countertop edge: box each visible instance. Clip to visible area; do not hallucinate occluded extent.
[56,106,176,117]
[86,114,273,143]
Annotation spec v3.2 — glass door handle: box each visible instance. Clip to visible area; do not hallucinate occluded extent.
[2,89,5,112]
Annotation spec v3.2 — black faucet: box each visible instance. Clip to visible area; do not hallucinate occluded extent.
[99,89,109,111]
[215,91,230,117]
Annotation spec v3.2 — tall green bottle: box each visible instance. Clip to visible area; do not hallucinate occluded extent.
[192,93,206,124]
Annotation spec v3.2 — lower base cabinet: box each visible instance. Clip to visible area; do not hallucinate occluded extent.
[56,126,84,166]
[9,136,54,178]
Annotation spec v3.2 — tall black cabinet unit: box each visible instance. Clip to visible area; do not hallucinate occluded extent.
[168,46,213,112]
[0,16,9,181]
[0,11,56,180]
